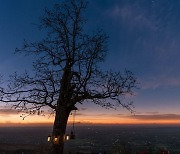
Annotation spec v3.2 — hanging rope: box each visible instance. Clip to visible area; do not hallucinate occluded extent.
[72,110,76,131]
[69,110,76,139]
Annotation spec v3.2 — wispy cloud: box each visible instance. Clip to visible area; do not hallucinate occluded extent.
[75,112,107,117]
[129,113,180,121]
[0,108,19,115]
[145,111,159,114]
[109,4,156,31]
[80,108,87,111]
[142,76,180,90]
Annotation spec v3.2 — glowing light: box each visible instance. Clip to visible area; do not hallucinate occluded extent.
[54,137,58,142]
[47,135,51,142]
[53,137,59,144]
[66,135,70,141]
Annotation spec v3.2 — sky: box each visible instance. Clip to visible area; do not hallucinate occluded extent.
[0,0,180,125]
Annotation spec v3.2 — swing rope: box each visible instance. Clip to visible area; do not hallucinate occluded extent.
[72,110,76,132]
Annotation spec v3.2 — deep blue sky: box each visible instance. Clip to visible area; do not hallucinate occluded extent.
[1,0,180,123]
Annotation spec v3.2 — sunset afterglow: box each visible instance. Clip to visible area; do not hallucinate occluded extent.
[1,111,180,126]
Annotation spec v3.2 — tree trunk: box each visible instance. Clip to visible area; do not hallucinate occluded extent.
[50,106,71,154]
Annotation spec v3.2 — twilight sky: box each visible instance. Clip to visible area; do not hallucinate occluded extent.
[0,0,180,125]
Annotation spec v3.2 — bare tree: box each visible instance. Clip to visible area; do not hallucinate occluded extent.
[0,0,137,153]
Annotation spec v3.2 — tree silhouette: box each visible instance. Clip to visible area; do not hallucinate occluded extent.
[0,0,137,153]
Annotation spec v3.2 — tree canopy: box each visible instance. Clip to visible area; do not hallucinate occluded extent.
[0,0,137,116]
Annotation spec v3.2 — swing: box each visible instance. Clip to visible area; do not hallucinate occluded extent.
[47,109,77,142]
[70,109,76,139]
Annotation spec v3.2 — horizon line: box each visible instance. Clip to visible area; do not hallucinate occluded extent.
[0,122,180,127]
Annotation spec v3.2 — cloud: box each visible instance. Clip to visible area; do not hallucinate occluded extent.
[0,108,21,118]
[109,4,156,31]
[0,108,19,115]
[142,76,180,90]
[80,108,87,111]
[75,113,107,117]
[145,112,159,114]
[129,114,180,121]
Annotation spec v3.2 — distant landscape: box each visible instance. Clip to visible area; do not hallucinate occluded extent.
[0,125,180,153]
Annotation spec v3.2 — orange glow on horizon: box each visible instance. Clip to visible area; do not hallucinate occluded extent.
[0,113,180,126]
